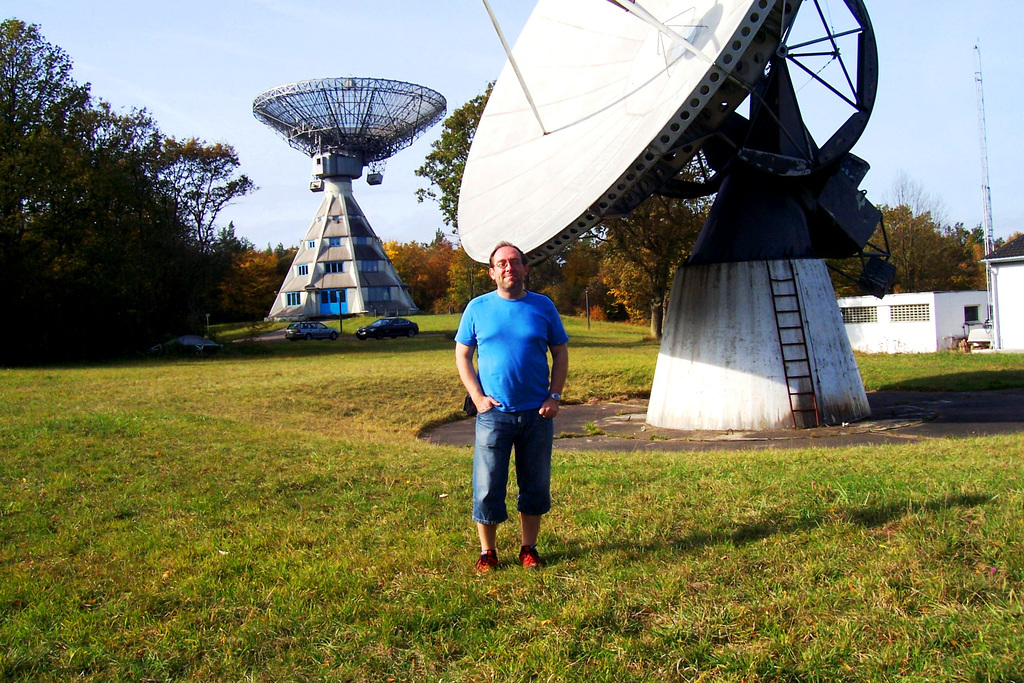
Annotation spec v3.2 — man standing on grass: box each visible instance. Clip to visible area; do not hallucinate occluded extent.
[455,242,569,573]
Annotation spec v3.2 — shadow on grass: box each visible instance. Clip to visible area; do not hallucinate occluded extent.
[138,334,458,365]
[564,337,659,350]
[24,328,460,370]
[553,492,993,563]
[874,370,1024,392]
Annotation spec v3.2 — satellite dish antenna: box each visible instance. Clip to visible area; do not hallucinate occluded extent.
[460,0,792,263]
[460,0,889,430]
[254,77,446,320]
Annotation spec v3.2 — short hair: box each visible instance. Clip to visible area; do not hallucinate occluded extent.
[488,241,526,267]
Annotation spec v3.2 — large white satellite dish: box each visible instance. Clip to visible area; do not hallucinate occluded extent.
[459,0,788,263]
[462,0,887,432]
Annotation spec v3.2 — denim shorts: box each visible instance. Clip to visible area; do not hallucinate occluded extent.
[472,408,553,525]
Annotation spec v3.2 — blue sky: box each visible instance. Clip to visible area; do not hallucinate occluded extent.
[5,0,1023,249]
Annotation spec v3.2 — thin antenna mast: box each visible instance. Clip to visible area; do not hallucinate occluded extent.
[974,44,997,347]
[974,45,994,256]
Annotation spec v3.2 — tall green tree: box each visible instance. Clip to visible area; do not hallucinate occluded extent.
[443,250,490,312]
[936,222,986,291]
[0,19,256,362]
[876,204,985,294]
[413,85,494,307]
[599,189,710,338]
[48,104,185,345]
[882,203,948,293]
[157,138,256,328]
[0,19,91,333]
[0,20,186,361]
[159,138,255,253]
[528,236,607,317]
[414,84,491,231]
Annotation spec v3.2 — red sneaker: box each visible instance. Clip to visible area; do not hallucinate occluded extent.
[519,545,541,570]
[475,549,498,574]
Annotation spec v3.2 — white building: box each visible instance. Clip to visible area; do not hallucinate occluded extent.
[983,235,1024,350]
[837,290,988,353]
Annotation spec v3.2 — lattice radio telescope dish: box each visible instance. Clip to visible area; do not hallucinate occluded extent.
[253,77,447,164]
[255,77,446,322]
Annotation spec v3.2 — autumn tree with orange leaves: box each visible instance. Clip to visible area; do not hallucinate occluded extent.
[218,249,281,321]
[384,231,458,312]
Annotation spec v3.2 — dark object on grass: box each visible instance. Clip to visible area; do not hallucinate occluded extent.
[150,335,222,356]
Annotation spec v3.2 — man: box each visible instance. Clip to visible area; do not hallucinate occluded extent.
[455,242,569,573]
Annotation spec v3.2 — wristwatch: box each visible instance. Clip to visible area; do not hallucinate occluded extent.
[549,393,561,401]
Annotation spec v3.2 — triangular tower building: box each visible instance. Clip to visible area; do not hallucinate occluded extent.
[268,169,417,319]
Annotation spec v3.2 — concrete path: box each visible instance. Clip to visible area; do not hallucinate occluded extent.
[421,389,1024,452]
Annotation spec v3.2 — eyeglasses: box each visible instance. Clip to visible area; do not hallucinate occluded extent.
[492,258,522,270]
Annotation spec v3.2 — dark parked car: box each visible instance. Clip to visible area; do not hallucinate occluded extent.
[285,321,338,341]
[356,317,419,340]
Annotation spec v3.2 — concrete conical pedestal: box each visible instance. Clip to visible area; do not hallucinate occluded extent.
[646,258,869,431]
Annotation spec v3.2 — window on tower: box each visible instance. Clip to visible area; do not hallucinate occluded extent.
[358,260,380,273]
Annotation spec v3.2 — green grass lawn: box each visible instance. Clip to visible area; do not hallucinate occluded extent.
[2,317,1023,681]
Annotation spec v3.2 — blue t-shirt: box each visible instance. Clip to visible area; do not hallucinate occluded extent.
[456,291,569,413]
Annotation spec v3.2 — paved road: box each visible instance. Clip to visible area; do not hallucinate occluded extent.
[421,389,1024,452]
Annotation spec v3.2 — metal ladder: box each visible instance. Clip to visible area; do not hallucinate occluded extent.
[767,260,820,428]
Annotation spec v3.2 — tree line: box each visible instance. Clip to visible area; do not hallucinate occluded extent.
[0,19,284,364]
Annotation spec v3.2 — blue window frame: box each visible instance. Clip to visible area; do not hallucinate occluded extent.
[353,236,373,246]
[325,261,346,273]
[307,240,316,250]
[297,264,309,276]
[328,237,342,247]
[285,292,301,306]
[359,260,380,273]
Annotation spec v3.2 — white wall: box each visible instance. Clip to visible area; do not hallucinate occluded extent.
[838,291,988,354]
[992,261,1024,349]
[933,290,991,346]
